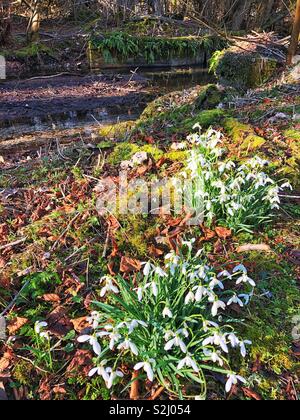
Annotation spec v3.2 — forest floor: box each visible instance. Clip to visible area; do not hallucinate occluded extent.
[0,17,300,400]
[0,68,299,400]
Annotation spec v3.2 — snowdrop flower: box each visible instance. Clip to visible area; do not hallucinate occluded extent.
[218,161,236,174]
[134,360,155,382]
[202,320,219,332]
[87,311,101,329]
[203,348,224,366]
[192,285,208,302]
[239,293,252,305]
[227,294,244,307]
[142,261,152,277]
[100,276,119,297]
[182,238,196,252]
[117,338,139,355]
[162,307,173,319]
[211,299,226,317]
[164,330,188,353]
[105,368,124,389]
[135,286,143,302]
[233,264,247,274]
[77,334,101,356]
[225,373,246,393]
[117,319,147,334]
[236,272,256,287]
[34,321,48,336]
[98,325,121,350]
[227,333,240,348]
[88,361,109,381]
[218,270,232,280]
[209,277,224,291]
[281,181,292,190]
[184,290,195,305]
[155,267,167,278]
[177,354,199,372]
[203,332,228,353]
[239,340,252,357]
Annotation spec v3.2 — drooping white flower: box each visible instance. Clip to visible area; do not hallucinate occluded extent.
[88,361,109,381]
[184,291,195,305]
[209,277,224,291]
[100,276,119,297]
[211,299,226,317]
[77,334,102,356]
[225,374,246,393]
[105,368,124,389]
[142,261,152,277]
[87,311,101,329]
[181,238,196,252]
[162,307,173,319]
[134,360,155,382]
[203,332,228,353]
[239,340,252,358]
[281,182,292,190]
[202,320,219,332]
[236,272,256,287]
[177,354,199,372]
[227,333,240,348]
[164,330,188,353]
[233,264,247,274]
[98,326,121,350]
[203,348,224,366]
[227,294,244,307]
[117,338,139,355]
[34,321,48,336]
[218,270,232,280]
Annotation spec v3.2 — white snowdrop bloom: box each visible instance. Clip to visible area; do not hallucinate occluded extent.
[203,332,229,353]
[193,285,208,302]
[151,281,159,296]
[87,311,101,329]
[239,340,252,358]
[192,123,202,132]
[238,293,252,305]
[134,360,155,382]
[40,331,50,340]
[227,294,244,307]
[281,181,292,190]
[34,321,48,335]
[182,238,196,252]
[236,272,256,287]
[117,339,139,355]
[198,265,209,279]
[184,290,195,305]
[135,286,143,302]
[78,334,102,356]
[98,328,121,350]
[100,276,119,297]
[155,267,168,278]
[209,277,224,291]
[142,261,152,277]
[162,307,173,319]
[233,264,247,274]
[202,320,219,332]
[118,319,148,334]
[164,330,188,353]
[218,270,232,280]
[218,161,236,174]
[88,361,109,381]
[177,354,199,372]
[227,333,240,348]
[105,368,124,389]
[211,299,226,317]
[225,374,246,393]
[203,348,224,366]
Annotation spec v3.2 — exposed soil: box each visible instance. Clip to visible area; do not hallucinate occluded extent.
[0,73,150,127]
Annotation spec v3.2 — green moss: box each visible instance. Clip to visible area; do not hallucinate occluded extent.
[108,142,139,165]
[224,118,266,151]
[165,150,188,162]
[184,109,226,130]
[211,48,278,90]
[98,121,135,140]
[138,145,164,161]
[284,129,300,141]
[195,84,225,109]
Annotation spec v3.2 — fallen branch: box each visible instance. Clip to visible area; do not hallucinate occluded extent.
[0,237,27,252]
[236,244,271,253]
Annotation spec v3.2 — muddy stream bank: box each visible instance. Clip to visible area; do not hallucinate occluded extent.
[0,66,214,154]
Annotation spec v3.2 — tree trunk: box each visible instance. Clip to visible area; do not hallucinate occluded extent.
[0,0,11,46]
[231,0,253,31]
[287,0,300,64]
[27,0,41,43]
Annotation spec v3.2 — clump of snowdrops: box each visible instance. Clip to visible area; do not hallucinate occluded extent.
[176,125,292,232]
[78,243,255,398]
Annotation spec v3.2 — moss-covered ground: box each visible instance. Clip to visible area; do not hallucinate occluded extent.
[0,72,299,400]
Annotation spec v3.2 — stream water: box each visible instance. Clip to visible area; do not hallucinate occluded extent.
[0,66,214,153]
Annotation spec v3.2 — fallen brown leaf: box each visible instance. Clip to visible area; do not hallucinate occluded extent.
[46,306,73,337]
[7,317,28,335]
[215,226,232,240]
[120,256,141,273]
[42,294,61,303]
[71,317,90,333]
[241,387,262,400]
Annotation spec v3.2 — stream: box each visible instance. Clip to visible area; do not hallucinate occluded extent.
[0,66,214,154]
